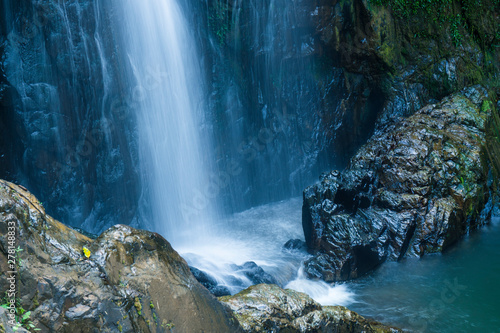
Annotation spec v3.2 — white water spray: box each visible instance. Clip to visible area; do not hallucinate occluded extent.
[120,0,216,246]
[118,0,353,307]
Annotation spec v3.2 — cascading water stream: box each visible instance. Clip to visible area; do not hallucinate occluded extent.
[119,0,217,246]
[2,1,499,331]
[115,0,353,304]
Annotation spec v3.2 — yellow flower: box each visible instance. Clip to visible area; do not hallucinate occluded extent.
[82,246,91,258]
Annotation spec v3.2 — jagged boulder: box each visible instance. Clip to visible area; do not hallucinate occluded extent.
[219,284,401,332]
[302,86,499,282]
[0,180,241,332]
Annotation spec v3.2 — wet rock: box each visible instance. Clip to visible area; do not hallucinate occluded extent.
[303,87,499,282]
[219,284,401,332]
[190,266,231,297]
[0,0,141,235]
[0,180,241,332]
[232,261,278,285]
[310,0,499,151]
[283,239,308,252]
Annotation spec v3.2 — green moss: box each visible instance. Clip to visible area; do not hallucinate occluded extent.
[481,100,494,113]
[208,0,231,46]
[161,320,175,330]
[369,0,498,49]
[134,297,142,316]
[32,291,39,308]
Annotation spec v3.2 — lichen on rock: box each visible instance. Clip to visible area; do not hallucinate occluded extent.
[219,284,401,332]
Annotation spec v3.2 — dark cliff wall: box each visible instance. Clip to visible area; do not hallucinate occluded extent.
[198,0,384,213]
[320,0,500,129]
[0,0,498,232]
[0,1,141,233]
[199,0,499,213]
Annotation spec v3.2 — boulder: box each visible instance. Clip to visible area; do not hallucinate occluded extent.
[219,284,401,332]
[302,86,499,282]
[283,239,308,252]
[230,261,278,285]
[0,180,241,332]
[190,266,231,297]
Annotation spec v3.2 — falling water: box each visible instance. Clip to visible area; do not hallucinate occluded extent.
[116,0,353,305]
[119,0,216,245]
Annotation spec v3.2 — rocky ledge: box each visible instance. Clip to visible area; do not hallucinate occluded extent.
[0,179,402,332]
[303,86,499,282]
[0,180,241,332]
[220,284,401,332]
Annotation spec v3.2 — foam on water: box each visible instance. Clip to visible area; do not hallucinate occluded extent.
[118,0,353,308]
[178,197,355,305]
[286,267,355,306]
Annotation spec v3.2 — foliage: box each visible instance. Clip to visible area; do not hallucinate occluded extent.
[208,0,231,46]
[1,295,40,332]
[370,0,453,20]
[369,0,500,47]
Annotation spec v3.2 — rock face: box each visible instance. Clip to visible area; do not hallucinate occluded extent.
[219,284,401,333]
[2,0,498,233]
[199,0,500,215]
[302,86,499,282]
[312,0,500,130]
[0,0,141,234]
[0,180,241,332]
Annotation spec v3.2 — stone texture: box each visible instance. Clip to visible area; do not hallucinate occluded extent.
[219,284,401,332]
[0,180,241,332]
[302,86,499,282]
[0,0,141,234]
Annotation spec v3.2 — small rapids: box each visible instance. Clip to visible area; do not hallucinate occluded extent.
[176,197,355,306]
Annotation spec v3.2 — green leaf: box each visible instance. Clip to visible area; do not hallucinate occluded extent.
[22,311,31,321]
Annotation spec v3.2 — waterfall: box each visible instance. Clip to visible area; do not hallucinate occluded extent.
[119,0,217,245]
[0,0,355,305]
[207,0,330,213]
[114,0,346,299]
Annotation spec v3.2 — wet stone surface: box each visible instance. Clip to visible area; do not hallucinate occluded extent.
[302,86,499,282]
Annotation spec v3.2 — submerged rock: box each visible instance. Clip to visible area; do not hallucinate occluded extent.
[219,284,401,332]
[231,261,279,285]
[302,86,499,282]
[190,266,231,297]
[0,180,241,332]
[283,239,308,252]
